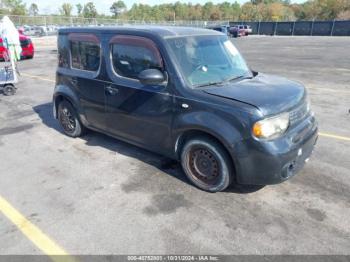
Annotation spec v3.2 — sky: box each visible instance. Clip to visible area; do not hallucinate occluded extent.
[23,0,306,15]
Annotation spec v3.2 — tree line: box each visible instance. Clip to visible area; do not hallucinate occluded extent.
[1,0,350,21]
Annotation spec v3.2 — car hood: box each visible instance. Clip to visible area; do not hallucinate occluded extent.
[203,73,306,116]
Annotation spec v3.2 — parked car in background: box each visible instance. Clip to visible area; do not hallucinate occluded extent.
[47,25,58,33]
[229,26,239,38]
[0,32,34,60]
[33,26,48,37]
[20,25,37,36]
[207,26,229,36]
[53,26,318,192]
[244,25,252,35]
[19,33,34,59]
[236,25,252,36]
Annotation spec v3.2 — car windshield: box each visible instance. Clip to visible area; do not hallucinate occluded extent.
[166,35,250,88]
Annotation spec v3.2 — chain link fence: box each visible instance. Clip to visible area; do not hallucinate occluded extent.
[1,14,349,36]
[3,14,228,27]
[238,20,350,36]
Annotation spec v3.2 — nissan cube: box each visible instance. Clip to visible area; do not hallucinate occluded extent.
[53,26,318,192]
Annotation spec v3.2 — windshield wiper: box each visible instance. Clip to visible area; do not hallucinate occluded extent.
[193,81,225,88]
[193,73,253,89]
[223,74,252,83]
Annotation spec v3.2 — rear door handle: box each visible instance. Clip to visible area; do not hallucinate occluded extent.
[105,85,119,96]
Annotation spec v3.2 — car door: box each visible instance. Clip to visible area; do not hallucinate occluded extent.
[104,35,174,152]
[68,33,106,130]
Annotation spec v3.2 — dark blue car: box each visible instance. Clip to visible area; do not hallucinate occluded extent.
[53,26,318,192]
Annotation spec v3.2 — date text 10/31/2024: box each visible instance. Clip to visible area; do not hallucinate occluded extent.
[127,255,220,261]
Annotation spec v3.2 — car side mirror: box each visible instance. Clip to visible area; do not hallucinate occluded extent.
[138,69,165,86]
[251,69,258,77]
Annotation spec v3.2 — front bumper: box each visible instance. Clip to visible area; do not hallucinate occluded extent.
[233,114,318,185]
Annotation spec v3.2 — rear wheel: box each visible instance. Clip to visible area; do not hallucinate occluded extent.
[181,137,233,192]
[58,100,85,137]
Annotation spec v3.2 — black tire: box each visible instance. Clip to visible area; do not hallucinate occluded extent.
[181,137,233,192]
[3,85,16,96]
[58,100,86,137]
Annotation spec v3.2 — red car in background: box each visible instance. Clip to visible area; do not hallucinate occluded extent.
[0,33,34,60]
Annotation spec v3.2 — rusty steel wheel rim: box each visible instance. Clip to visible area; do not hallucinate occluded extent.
[188,147,220,185]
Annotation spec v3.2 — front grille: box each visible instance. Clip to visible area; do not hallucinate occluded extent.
[289,101,309,126]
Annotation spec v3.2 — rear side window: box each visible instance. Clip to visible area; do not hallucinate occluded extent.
[20,39,31,47]
[69,34,100,72]
[58,35,69,68]
[110,36,163,80]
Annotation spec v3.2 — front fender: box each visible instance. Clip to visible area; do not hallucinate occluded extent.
[172,111,246,160]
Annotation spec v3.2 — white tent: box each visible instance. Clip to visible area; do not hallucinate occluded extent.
[0,16,21,85]
[0,16,22,61]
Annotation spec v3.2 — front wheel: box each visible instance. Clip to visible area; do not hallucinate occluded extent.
[3,85,16,96]
[181,137,233,192]
[58,100,85,137]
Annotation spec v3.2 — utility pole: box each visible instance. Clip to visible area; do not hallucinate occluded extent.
[311,18,315,36]
[330,19,335,36]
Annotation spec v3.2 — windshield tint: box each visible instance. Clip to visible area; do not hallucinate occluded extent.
[166,35,250,88]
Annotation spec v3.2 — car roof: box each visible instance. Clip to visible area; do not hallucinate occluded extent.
[20,34,30,40]
[59,25,223,39]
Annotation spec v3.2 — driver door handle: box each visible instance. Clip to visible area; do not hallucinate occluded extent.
[106,85,119,96]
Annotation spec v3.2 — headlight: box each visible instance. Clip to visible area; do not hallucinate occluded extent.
[306,98,315,117]
[252,112,290,139]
